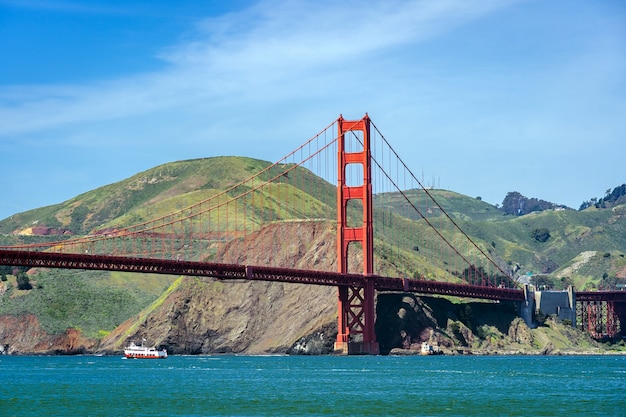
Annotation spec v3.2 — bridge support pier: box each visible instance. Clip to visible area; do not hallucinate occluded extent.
[577,300,623,339]
[334,341,380,355]
[522,285,578,329]
[334,279,379,355]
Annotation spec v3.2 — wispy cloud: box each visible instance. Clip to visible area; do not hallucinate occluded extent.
[0,0,521,139]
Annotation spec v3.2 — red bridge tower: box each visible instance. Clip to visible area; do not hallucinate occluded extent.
[334,114,379,355]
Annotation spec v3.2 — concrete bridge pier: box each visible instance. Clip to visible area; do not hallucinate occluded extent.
[520,284,576,328]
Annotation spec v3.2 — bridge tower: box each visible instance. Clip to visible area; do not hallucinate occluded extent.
[334,114,379,355]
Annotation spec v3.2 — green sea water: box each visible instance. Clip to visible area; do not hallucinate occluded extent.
[1,354,624,416]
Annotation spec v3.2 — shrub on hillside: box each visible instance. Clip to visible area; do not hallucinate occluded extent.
[531,228,550,242]
[16,273,32,290]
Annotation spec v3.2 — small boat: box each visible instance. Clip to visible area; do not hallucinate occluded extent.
[124,340,167,359]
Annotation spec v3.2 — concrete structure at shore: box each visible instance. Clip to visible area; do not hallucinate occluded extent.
[520,284,576,328]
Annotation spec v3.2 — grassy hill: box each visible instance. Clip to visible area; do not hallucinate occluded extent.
[0,270,175,338]
[0,156,339,342]
[0,157,290,236]
[0,156,624,348]
[374,189,502,222]
[376,189,626,289]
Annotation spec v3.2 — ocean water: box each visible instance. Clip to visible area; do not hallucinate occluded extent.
[1,354,624,416]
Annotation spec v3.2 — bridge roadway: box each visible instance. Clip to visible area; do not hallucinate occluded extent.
[1,249,527,301]
[3,249,625,303]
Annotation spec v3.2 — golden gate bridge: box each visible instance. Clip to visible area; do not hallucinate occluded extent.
[0,114,624,353]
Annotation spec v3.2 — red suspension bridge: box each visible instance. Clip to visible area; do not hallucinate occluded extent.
[1,114,624,353]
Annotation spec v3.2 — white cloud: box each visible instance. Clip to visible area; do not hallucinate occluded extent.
[0,0,522,139]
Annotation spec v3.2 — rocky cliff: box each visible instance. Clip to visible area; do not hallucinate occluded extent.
[98,221,342,354]
[0,314,96,355]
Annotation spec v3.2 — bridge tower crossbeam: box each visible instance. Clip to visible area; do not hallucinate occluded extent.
[334,114,379,355]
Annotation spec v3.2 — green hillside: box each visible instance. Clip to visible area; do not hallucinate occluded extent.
[0,157,292,236]
[0,156,624,343]
[0,156,338,339]
[0,270,175,338]
[377,189,626,290]
[374,189,502,222]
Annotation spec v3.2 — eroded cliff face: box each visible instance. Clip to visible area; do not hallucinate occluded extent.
[0,314,96,355]
[101,279,337,354]
[99,221,346,354]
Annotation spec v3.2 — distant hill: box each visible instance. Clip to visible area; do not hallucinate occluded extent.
[0,156,295,237]
[374,189,502,222]
[580,183,626,210]
[376,189,626,290]
[0,156,624,354]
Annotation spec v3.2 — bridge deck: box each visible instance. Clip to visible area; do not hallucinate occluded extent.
[3,249,625,303]
[1,249,524,301]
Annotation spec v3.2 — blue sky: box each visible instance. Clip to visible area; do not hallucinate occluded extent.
[0,0,624,220]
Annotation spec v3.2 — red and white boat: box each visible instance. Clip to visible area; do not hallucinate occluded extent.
[124,341,167,359]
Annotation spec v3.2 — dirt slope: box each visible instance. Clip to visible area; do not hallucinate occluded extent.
[99,221,344,354]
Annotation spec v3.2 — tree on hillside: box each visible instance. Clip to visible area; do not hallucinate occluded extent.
[598,274,626,290]
[580,183,626,210]
[16,273,32,290]
[461,265,487,285]
[502,192,562,216]
[501,192,525,215]
[530,275,556,290]
[601,184,626,206]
